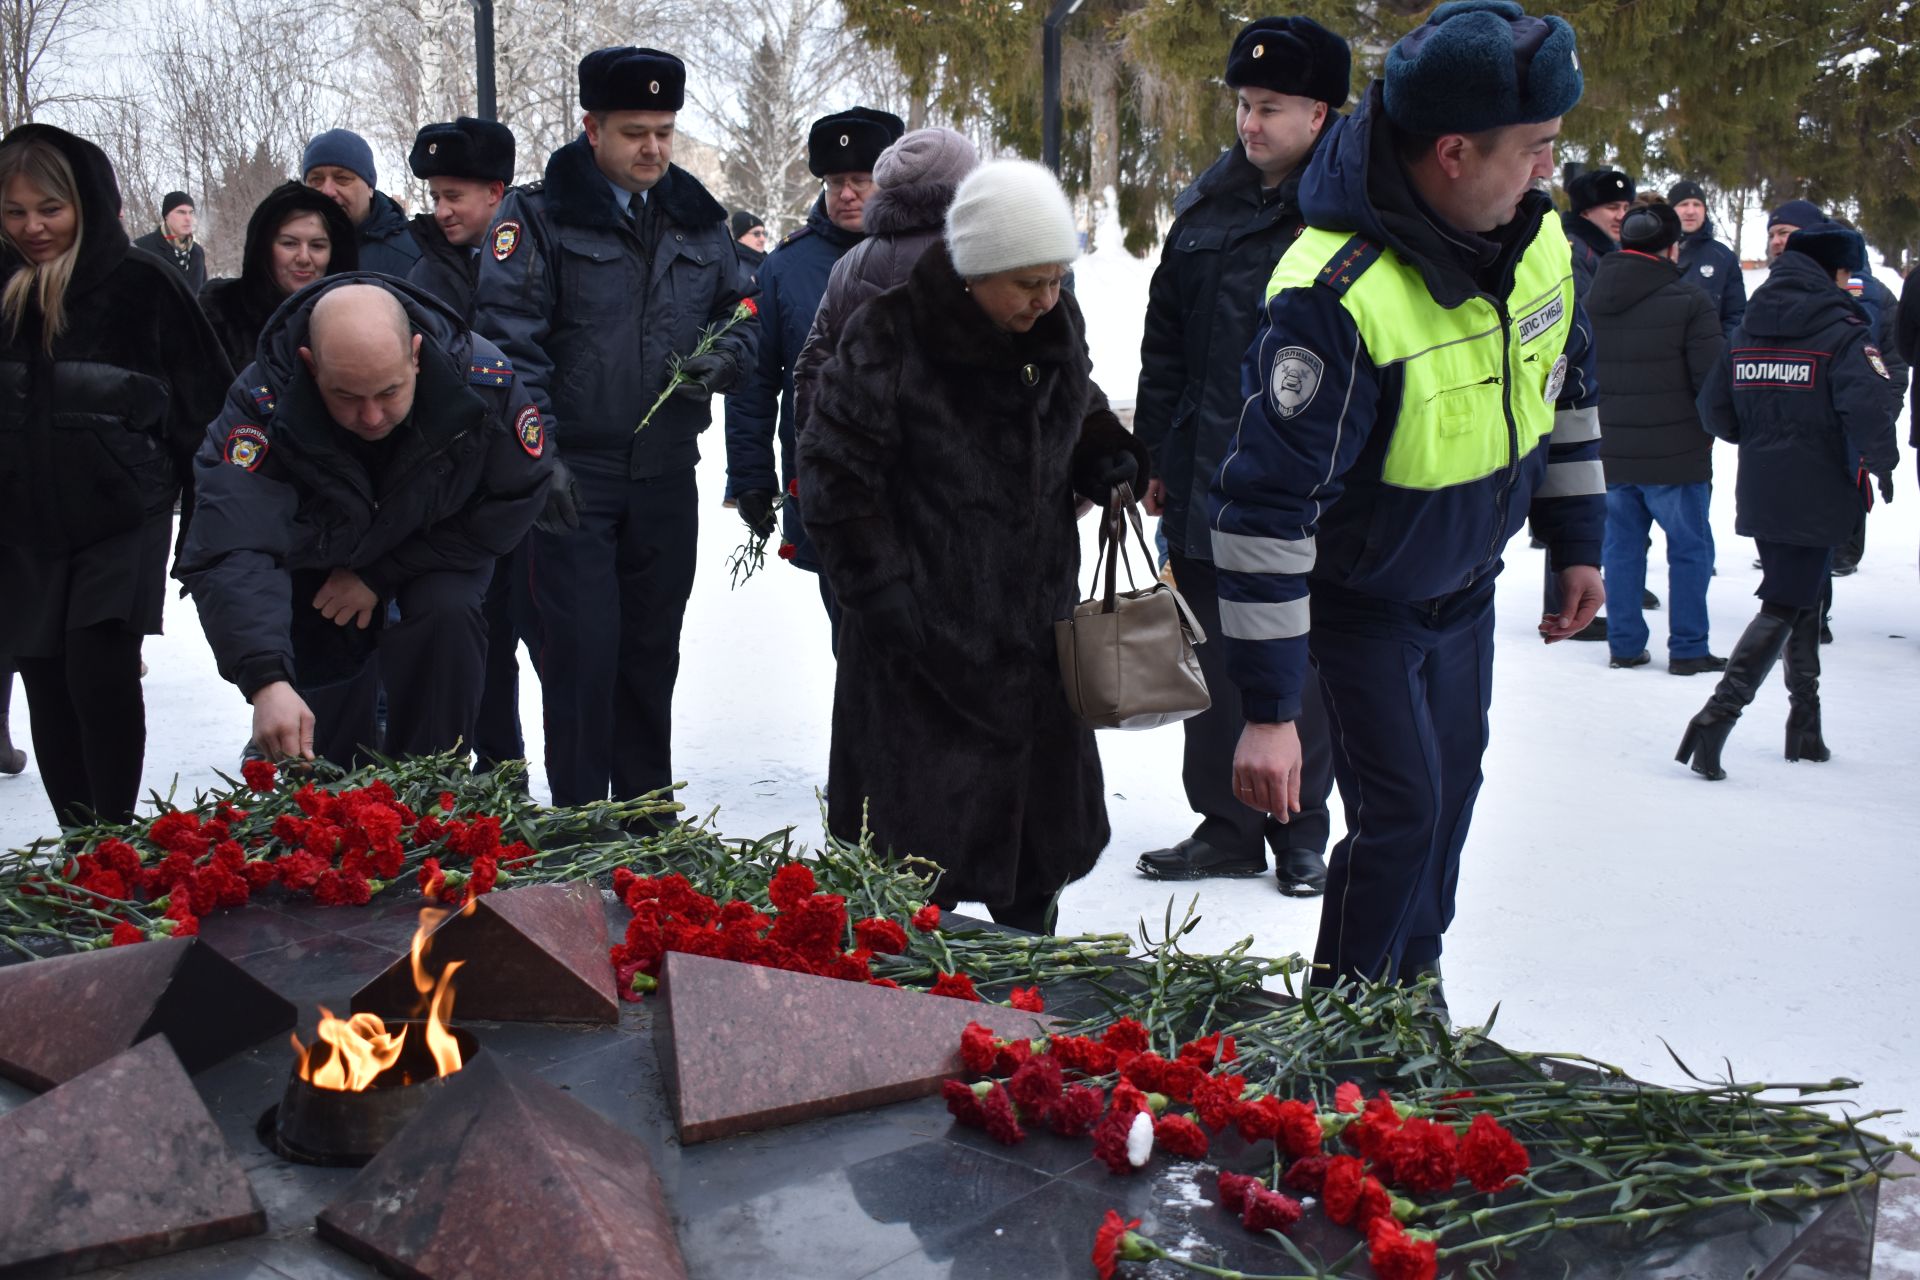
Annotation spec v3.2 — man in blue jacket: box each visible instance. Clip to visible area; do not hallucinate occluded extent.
[1132,16,1351,896]
[725,106,903,641]
[303,129,423,278]
[1212,0,1604,993]
[1667,180,1746,340]
[472,47,758,808]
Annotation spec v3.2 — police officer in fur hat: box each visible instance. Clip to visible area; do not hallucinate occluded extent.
[473,47,758,808]
[725,105,903,646]
[1562,166,1632,297]
[407,117,516,322]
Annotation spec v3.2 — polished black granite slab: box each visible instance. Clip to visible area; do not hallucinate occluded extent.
[0,895,1884,1280]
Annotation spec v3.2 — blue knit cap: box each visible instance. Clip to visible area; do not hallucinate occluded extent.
[1384,0,1583,135]
[1767,199,1823,231]
[302,128,376,188]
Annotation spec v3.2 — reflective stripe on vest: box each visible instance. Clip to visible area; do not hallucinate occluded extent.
[1266,219,1575,492]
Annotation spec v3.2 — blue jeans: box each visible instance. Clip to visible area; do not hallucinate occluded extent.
[1603,482,1714,660]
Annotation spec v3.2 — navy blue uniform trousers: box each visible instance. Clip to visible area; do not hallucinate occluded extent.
[1310,575,1496,984]
[523,456,697,807]
[473,544,525,771]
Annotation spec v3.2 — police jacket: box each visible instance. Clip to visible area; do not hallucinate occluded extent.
[407,213,480,322]
[357,191,424,277]
[1676,219,1746,339]
[177,274,556,698]
[1208,84,1602,724]
[1898,269,1920,446]
[1844,271,1909,405]
[1561,209,1613,299]
[132,228,207,293]
[724,194,860,570]
[0,124,231,556]
[1588,249,1724,487]
[1136,140,1318,562]
[473,139,756,476]
[1698,250,1900,548]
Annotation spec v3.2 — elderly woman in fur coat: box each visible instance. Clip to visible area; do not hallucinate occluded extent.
[799,160,1148,932]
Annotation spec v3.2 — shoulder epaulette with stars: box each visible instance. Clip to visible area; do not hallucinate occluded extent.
[249,383,277,417]
[469,356,515,388]
[1317,235,1382,296]
[777,225,814,250]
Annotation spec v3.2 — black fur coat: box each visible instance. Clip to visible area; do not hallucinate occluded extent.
[799,242,1147,910]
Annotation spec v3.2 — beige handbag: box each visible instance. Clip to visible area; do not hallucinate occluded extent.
[1055,484,1210,730]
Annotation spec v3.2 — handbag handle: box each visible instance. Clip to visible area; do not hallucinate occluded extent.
[1097,483,1158,614]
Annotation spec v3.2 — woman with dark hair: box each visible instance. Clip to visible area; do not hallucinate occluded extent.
[0,124,230,826]
[800,160,1147,932]
[200,180,358,369]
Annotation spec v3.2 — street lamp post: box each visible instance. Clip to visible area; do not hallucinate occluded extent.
[1043,0,1083,176]
[471,0,497,121]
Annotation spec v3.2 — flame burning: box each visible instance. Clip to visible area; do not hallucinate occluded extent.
[292,906,466,1091]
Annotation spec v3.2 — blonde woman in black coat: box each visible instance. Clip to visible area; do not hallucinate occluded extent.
[801,160,1148,932]
[0,125,230,825]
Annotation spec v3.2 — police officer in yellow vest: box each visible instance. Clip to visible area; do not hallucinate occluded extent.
[1211,0,1605,997]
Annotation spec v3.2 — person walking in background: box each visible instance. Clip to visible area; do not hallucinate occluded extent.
[1130,15,1351,897]
[406,117,516,323]
[726,107,903,643]
[303,128,423,277]
[1587,201,1726,674]
[0,124,230,826]
[199,181,358,370]
[132,190,206,292]
[1679,223,1900,780]
[800,159,1148,933]
[1667,180,1746,340]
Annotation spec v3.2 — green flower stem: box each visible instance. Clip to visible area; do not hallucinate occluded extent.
[1119,1231,1316,1280]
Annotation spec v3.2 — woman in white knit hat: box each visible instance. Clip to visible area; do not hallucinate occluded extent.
[799,159,1149,932]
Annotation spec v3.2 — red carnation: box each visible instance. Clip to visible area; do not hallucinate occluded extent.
[1347,1093,1404,1174]
[870,977,901,989]
[1283,1155,1333,1195]
[1367,1217,1438,1280]
[1235,1095,1284,1144]
[418,858,447,900]
[1092,1210,1140,1280]
[468,854,499,897]
[979,1082,1025,1145]
[1384,1116,1460,1194]
[992,1038,1032,1076]
[1217,1169,1264,1214]
[1275,1098,1323,1159]
[1046,1085,1105,1136]
[241,861,277,889]
[110,922,145,946]
[911,903,940,932]
[1122,1051,1171,1094]
[276,850,329,892]
[786,475,799,497]
[147,811,202,853]
[1177,1033,1236,1069]
[313,869,372,907]
[1092,1101,1140,1174]
[1192,1072,1246,1132]
[1241,1186,1304,1235]
[960,1022,1000,1074]
[1008,1054,1064,1117]
[1048,1034,1117,1077]
[1334,1081,1363,1113]
[75,869,130,902]
[294,783,329,817]
[769,862,816,912]
[1321,1155,1367,1225]
[930,970,981,1002]
[776,541,797,560]
[272,814,310,846]
[1460,1112,1530,1193]
[852,916,908,955]
[1009,985,1045,1012]
[943,1079,985,1127]
[1101,1018,1150,1056]
[1152,1114,1209,1160]
[241,759,277,792]
[94,839,142,876]
[612,867,637,898]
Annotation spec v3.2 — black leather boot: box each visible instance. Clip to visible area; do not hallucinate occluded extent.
[1676,611,1793,781]
[1783,608,1829,762]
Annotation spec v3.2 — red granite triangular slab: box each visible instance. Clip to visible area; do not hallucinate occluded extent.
[349,882,616,1024]
[0,1036,266,1273]
[656,950,1057,1144]
[316,1053,687,1279]
[0,936,296,1091]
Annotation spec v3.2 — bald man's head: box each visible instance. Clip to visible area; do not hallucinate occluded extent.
[299,284,423,440]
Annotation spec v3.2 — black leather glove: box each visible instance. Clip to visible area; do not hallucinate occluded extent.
[1878,471,1895,504]
[535,458,582,533]
[857,581,924,654]
[673,351,735,400]
[1073,449,1141,505]
[737,488,777,539]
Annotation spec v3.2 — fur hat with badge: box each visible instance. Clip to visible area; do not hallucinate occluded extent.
[1383,0,1583,135]
[1225,16,1351,107]
[1566,167,1634,213]
[808,108,906,177]
[409,117,516,184]
[1618,201,1681,255]
[945,159,1078,279]
[579,46,685,113]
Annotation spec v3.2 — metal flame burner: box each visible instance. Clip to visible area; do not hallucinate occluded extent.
[270,1024,481,1166]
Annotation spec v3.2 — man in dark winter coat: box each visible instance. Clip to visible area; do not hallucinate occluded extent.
[303,128,423,278]
[725,106,903,637]
[1680,224,1900,781]
[131,191,207,292]
[406,117,515,322]
[472,47,758,807]
[178,277,561,767]
[1130,15,1351,896]
[1589,202,1726,674]
[1216,1,1603,991]
[731,210,766,283]
[1667,179,1746,340]
[1897,267,1920,462]
[1562,167,1631,297]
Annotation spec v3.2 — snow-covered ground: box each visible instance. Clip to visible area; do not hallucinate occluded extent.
[2,264,1914,1150]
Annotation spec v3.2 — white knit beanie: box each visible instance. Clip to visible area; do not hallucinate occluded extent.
[944,159,1080,278]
